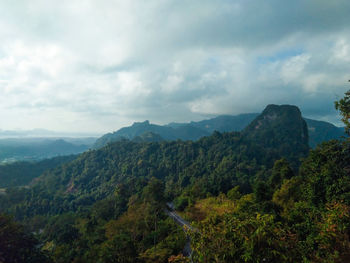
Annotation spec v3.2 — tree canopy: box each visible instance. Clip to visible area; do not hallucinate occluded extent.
[335,89,350,135]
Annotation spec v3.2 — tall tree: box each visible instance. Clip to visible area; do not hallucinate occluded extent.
[335,89,350,135]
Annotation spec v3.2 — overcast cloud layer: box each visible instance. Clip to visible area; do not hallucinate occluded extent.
[0,0,349,133]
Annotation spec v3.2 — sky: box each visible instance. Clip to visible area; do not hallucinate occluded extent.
[0,0,349,134]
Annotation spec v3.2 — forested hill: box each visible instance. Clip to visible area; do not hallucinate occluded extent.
[0,155,77,188]
[243,104,309,165]
[93,110,344,149]
[0,104,308,219]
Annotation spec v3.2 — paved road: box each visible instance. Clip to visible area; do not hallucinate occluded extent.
[165,209,194,231]
[165,203,196,258]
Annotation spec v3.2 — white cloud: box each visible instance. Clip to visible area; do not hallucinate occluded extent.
[330,38,350,63]
[0,0,349,132]
[281,54,311,84]
[161,74,184,93]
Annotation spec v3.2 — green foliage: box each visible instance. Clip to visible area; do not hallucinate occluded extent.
[254,181,273,202]
[174,195,189,211]
[187,136,350,262]
[0,117,307,220]
[272,176,302,213]
[313,202,350,262]
[191,212,297,262]
[269,158,294,190]
[43,213,80,244]
[335,89,350,135]
[98,233,136,263]
[227,186,241,201]
[299,140,350,206]
[0,155,76,188]
[142,177,165,204]
[0,214,50,263]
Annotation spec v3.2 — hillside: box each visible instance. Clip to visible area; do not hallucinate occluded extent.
[0,155,77,188]
[132,131,164,143]
[0,104,309,218]
[305,118,345,148]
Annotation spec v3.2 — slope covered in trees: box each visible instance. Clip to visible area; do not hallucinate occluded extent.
[0,214,50,263]
[185,137,350,262]
[1,105,308,215]
[0,155,77,188]
[185,92,350,262]
[305,118,345,148]
[242,104,309,166]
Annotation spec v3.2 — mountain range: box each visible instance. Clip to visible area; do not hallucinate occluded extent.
[0,138,93,163]
[94,109,344,149]
[2,104,310,214]
[0,129,100,138]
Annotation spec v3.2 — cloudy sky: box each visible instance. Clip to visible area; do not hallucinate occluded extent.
[0,0,349,133]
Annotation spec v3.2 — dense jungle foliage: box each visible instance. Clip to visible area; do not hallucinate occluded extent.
[0,92,349,262]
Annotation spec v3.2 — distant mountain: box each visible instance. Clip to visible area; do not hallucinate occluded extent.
[0,129,100,138]
[304,118,345,148]
[167,113,259,133]
[62,137,97,146]
[94,111,345,149]
[44,139,88,155]
[243,104,309,166]
[173,114,345,147]
[93,120,209,148]
[0,138,90,162]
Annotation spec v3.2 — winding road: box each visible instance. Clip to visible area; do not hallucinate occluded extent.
[165,209,194,231]
[165,203,196,258]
